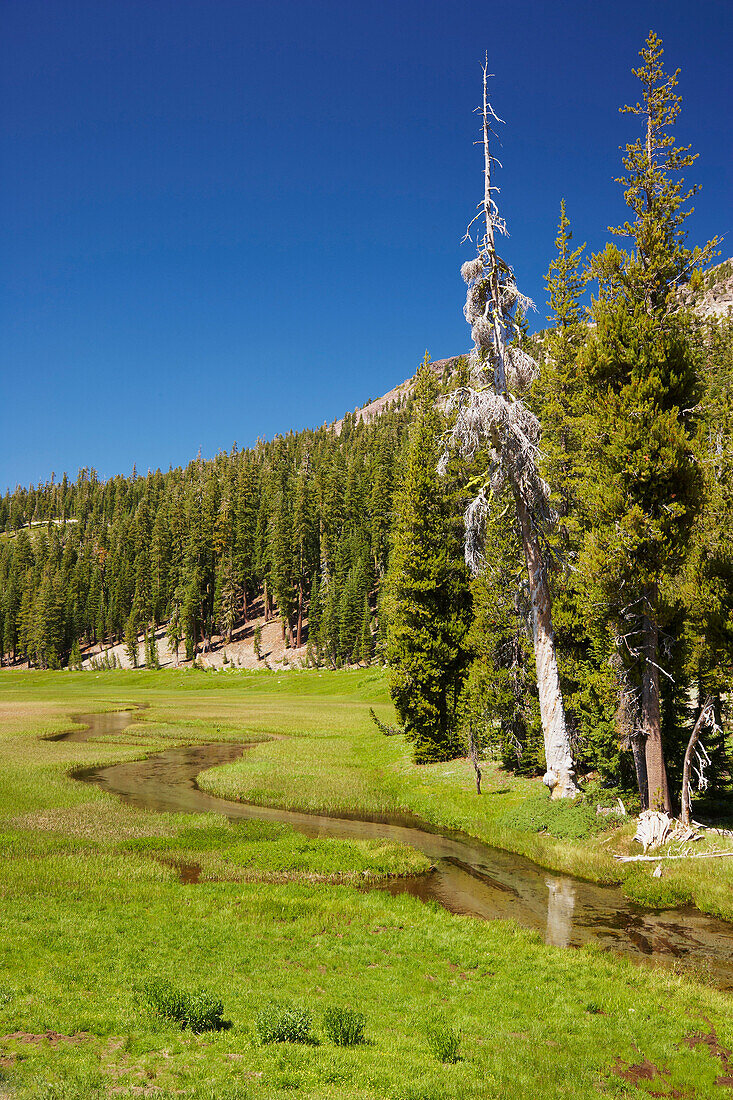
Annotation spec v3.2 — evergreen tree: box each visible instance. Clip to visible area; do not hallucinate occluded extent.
[460,503,544,775]
[679,318,733,789]
[358,595,373,665]
[385,355,471,763]
[124,611,139,668]
[69,638,83,670]
[292,457,315,648]
[214,556,238,643]
[578,32,715,810]
[166,606,182,666]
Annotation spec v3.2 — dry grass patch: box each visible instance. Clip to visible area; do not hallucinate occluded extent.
[7,801,174,842]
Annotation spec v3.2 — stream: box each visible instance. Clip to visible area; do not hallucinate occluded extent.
[61,710,733,990]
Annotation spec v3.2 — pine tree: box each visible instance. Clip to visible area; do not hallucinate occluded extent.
[679,318,733,789]
[385,355,471,763]
[358,595,373,665]
[214,556,238,643]
[307,569,322,660]
[124,611,139,668]
[69,638,83,670]
[292,457,315,648]
[166,606,182,666]
[270,480,296,645]
[578,32,715,811]
[460,503,544,776]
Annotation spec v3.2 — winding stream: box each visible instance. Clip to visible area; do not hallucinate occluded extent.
[62,711,733,989]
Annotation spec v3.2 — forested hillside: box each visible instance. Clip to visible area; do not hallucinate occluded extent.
[0,392,419,674]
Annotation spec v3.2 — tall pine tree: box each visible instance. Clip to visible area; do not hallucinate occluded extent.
[385,355,471,763]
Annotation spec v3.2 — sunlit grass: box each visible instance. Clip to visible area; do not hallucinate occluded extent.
[0,668,730,1097]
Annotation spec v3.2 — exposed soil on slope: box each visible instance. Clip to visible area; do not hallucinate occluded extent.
[79,597,309,672]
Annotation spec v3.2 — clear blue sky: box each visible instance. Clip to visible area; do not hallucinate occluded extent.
[2,0,730,490]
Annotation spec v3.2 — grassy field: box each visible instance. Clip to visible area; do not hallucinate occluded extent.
[0,667,731,1099]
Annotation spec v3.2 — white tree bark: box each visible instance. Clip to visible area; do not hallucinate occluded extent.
[442,59,579,797]
[514,492,577,798]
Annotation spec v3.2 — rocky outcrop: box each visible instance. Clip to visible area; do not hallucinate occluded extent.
[679,259,733,321]
[331,356,463,435]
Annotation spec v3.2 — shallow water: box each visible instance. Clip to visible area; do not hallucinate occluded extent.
[64,711,733,989]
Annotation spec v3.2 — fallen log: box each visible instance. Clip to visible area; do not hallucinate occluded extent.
[616,850,733,863]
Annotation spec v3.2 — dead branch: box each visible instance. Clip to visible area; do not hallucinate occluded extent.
[616,850,733,863]
[681,696,716,826]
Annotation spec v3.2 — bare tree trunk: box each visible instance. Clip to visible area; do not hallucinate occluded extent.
[630,730,649,809]
[242,587,248,623]
[514,492,578,799]
[264,580,271,622]
[681,695,714,826]
[641,588,671,813]
[468,726,482,794]
[296,584,303,648]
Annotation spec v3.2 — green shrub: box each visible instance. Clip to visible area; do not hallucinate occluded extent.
[256,1001,313,1044]
[499,790,607,840]
[425,1017,461,1063]
[143,979,226,1033]
[323,1005,365,1046]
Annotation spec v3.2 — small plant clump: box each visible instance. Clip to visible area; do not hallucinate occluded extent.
[425,1018,461,1064]
[143,979,226,1033]
[256,1001,313,1044]
[323,1005,366,1046]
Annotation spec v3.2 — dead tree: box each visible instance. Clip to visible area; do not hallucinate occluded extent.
[681,696,715,826]
[440,59,579,799]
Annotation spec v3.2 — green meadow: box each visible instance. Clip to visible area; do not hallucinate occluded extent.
[0,668,731,1099]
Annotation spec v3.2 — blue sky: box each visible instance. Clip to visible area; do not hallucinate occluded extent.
[2,0,730,490]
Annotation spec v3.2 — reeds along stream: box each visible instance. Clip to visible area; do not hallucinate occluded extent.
[63,711,733,990]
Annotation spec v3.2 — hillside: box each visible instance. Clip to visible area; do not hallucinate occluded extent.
[332,355,463,435]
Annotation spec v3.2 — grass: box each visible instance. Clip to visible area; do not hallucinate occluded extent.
[0,667,730,1097]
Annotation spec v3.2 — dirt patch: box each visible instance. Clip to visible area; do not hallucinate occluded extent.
[79,596,312,672]
[0,1030,92,1047]
[611,1055,691,1098]
[682,1023,733,1088]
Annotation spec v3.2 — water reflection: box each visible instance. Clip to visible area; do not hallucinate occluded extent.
[545,878,576,947]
